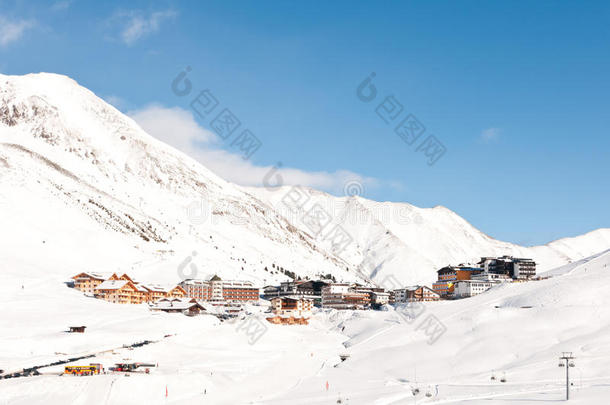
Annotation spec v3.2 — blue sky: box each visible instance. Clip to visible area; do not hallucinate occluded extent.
[1,0,608,245]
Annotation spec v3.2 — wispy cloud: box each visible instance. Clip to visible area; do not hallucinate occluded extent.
[128,105,382,195]
[114,9,177,46]
[103,95,127,111]
[0,16,35,47]
[51,0,72,11]
[481,127,501,143]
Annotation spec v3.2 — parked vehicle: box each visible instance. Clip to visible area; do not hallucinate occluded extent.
[64,363,103,376]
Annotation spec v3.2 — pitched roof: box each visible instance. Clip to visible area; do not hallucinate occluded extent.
[142,284,184,293]
[134,283,149,292]
[150,298,204,311]
[142,284,169,293]
[72,272,112,280]
[95,280,129,290]
[272,295,314,301]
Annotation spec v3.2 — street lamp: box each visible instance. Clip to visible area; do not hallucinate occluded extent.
[558,352,575,400]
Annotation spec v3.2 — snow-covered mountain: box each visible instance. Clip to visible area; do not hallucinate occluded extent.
[1,72,609,286]
[0,72,354,286]
[250,186,610,284]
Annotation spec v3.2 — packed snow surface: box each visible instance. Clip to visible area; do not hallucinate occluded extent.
[1,250,609,404]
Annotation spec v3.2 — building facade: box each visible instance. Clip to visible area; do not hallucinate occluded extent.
[453,280,492,298]
[371,291,390,306]
[432,266,482,297]
[262,280,329,306]
[512,258,536,279]
[73,272,185,304]
[470,272,511,283]
[395,286,441,302]
[72,272,112,294]
[149,297,206,315]
[270,296,313,317]
[179,277,259,304]
[321,284,371,310]
[94,280,142,304]
[477,256,536,280]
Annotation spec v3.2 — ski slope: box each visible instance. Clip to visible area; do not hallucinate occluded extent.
[1,250,609,404]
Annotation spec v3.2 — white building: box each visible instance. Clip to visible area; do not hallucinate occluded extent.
[179,277,259,304]
[454,280,493,298]
[321,284,370,310]
[393,286,441,302]
[371,291,390,306]
[513,258,536,279]
[470,272,511,283]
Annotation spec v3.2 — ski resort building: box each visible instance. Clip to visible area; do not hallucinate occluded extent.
[179,276,259,304]
[321,284,371,310]
[394,286,441,302]
[512,258,537,279]
[149,297,207,316]
[72,272,113,294]
[94,280,143,304]
[262,280,329,306]
[270,296,313,317]
[477,256,536,280]
[371,291,390,306]
[432,266,482,297]
[453,280,493,298]
[470,272,511,283]
[72,272,186,304]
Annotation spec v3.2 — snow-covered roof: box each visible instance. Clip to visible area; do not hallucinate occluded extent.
[73,271,112,280]
[143,284,174,293]
[134,283,149,292]
[150,298,204,311]
[95,280,129,290]
[272,295,314,301]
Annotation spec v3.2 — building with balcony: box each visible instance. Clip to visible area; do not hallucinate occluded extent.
[432,266,482,297]
[453,280,493,298]
[72,272,113,294]
[395,285,441,302]
[270,296,313,317]
[179,276,259,305]
[477,256,536,280]
[321,284,371,310]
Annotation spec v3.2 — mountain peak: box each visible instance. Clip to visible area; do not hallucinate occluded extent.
[1,72,608,286]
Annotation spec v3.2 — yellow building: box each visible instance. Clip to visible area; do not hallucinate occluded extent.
[73,272,188,304]
[72,272,114,294]
[94,280,142,304]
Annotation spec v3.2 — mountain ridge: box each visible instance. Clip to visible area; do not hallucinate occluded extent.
[1,71,609,286]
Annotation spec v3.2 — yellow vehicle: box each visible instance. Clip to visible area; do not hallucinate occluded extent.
[64,364,103,376]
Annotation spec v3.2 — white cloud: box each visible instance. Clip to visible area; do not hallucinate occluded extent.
[0,16,35,47]
[128,105,381,195]
[52,1,72,11]
[117,9,177,45]
[481,127,501,143]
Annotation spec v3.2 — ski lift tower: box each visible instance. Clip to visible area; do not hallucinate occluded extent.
[558,352,575,400]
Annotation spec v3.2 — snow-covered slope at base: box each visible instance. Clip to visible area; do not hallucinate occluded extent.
[249,185,610,284]
[1,251,610,404]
